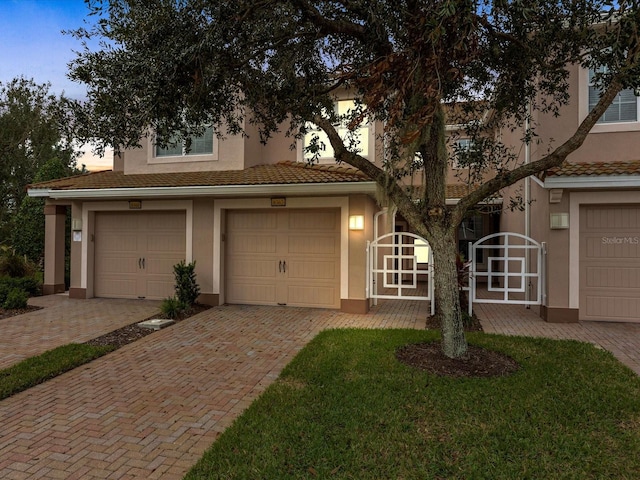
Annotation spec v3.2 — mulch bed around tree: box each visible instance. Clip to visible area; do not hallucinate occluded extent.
[0,305,42,321]
[396,341,520,378]
[85,303,211,349]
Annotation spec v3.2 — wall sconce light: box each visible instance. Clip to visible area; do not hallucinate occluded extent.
[349,215,364,231]
[71,218,83,231]
[550,212,569,229]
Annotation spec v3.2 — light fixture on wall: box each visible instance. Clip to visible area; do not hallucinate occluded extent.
[550,212,569,229]
[349,215,364,231]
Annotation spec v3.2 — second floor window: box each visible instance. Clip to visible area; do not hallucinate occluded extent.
[303,100,370,162]
[453,138,475,168]
[155,126,214,157]
[588,67,638,123]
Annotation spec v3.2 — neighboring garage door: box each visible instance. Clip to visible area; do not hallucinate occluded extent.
[226,209,341,308]
[580,205,640,322]
[94,211,186,300]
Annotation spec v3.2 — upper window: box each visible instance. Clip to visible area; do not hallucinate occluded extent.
[588,67,638,123]
[302,100,371,163]
[452,138,475,169]
[155,126,214,157]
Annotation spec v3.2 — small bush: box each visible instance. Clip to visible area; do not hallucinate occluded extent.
[3,288,29,310]
[160,296,187,319]
[0,251,37,278]
[174,260,200,306]
[0,284,9,305]
[0,276,41,296]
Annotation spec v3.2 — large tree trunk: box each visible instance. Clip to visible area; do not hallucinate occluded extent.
[431,229,468,359]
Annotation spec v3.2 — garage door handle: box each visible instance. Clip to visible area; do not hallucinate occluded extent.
[142,258,145,269]
[138,258,142,269]
[283,260,286,273]
[279,260,282,273]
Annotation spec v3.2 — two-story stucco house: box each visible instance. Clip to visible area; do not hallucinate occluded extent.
[28,65,640,323]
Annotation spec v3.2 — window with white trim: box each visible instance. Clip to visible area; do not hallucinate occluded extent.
[155,126,215,157]
[588,67,638,123]
[302,100,371,163]
[452,137,475,169]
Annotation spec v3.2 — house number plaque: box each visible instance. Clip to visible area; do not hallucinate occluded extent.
[271,197,286,207]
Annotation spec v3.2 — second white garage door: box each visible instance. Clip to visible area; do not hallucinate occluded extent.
[580,205,640,322]
[94,211,186,300]
[226,209,341,308]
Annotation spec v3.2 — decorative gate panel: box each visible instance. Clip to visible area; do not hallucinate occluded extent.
[468,232,544,315]
[368,232,434,315]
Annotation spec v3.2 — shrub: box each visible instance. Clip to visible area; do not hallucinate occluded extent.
[0,284,9,305]
[3,288,28,310]
[0,251,37,278]
[0,276,41,296]
[160,296,187,319]
[174,260,200,306]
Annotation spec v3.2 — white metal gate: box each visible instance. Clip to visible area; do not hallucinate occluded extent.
[367,232,434,315]
[467,232,545,316]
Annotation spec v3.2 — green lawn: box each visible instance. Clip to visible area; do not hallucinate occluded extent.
[186,329,640,479]
[0,343,115,400]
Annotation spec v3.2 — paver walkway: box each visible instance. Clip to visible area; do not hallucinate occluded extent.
[0,295,159,369]
[0,299,426,479]
[0,296,638,479]
[476,303,640,375]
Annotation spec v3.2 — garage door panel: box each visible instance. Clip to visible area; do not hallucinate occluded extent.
[229,211,278,230]
[586,265,640,288]
[580,205,640,322]
[229,235,277,254]
[287,260,337,281]
[287,235,339,255]
[96,255,139,274]
[227,283,277,304]
[586,295,640,319]
[288,210,338,230]
[146,235,186,253]
[94,211,186,300]
[99,235,139,253]
[146,279,177,299]
[226,209,341,309]
[228,259,277,279]
[287,285,338,308]
[95,277,138,298]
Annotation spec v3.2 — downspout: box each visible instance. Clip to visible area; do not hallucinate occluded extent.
[525,102,531,306]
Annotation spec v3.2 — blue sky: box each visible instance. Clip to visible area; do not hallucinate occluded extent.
[0,0,95,100]
[0,0,111,168]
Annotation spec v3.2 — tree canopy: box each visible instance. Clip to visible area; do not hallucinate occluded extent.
[69,0,640,357]
[0,78,77,244]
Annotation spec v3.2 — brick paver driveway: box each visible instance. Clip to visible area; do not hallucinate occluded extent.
[1,296,638,479]
[0,296,159,370]
[0,300,426,479]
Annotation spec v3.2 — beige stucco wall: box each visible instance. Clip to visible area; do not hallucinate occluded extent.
[348,195,377,301]
[70,201,83,291]
[192,198,215,298]
[122,130,245,174]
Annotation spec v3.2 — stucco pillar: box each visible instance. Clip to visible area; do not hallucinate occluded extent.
[43,204,67,295]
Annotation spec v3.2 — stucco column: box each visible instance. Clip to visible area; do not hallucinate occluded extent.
[43,204,67,295]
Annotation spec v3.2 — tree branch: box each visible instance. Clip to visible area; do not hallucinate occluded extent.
[451,76,624,226]
[311,114,428,236]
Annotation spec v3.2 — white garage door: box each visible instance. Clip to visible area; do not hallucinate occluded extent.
[226,209,341,308]
[94,211,186,300]
[580,205,640,322]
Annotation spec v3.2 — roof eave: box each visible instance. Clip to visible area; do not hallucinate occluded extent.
[544,175,640,189]
[27,181,379,200]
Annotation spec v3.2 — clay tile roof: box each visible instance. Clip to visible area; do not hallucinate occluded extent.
[28,161,371,191]
[407,184,496,202]
[545,160,640,178]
